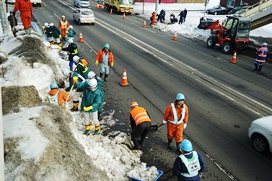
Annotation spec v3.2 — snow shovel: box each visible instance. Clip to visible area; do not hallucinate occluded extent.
[150,123,164,131]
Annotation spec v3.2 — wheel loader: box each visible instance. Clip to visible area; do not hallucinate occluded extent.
[198,16,251,54]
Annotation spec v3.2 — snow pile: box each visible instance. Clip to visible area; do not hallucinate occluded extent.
[127,163,159,181]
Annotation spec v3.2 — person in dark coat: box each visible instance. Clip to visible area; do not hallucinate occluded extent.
[8,11,17,37]
[178,10,184,24]
[51,23,61,45]
[159,9,166,23]
[61,39,78,70]
[183,8,187,23]
[170,13,178,24]
[173,139,206,181]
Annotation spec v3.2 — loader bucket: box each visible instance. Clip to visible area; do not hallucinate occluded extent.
[197,18,217,29]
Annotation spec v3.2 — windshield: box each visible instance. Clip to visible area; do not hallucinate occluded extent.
[213,5,221,9]
[237,21,251,33]
[81,10,93,15]
[120,0,130,4]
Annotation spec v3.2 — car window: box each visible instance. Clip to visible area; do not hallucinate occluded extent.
[81,11,93,15]
[213,5,221,9]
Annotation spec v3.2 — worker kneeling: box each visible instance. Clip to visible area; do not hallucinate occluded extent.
[130,102,152,150]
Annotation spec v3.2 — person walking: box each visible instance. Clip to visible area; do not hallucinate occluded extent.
[159,9,166,23]
[64,69,85,112]
[95,43,114,82]
[47,82,71,106]
[61,38,78,71]
[173,139,206,181]
[183,8,187,23]
[163,93,189,153]
[8,11,17,37]
[50,23,61,45]
[254,42,268,72]
[58,15,70,42]
[73,55,90,79]
[178,10,184,24]
[79,78,103,135]
[130,102,152,150]
[13,0,32,35]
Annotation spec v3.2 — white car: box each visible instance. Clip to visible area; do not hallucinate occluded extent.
[73,8,95,25]
[74,0,90,8]
[248,115,272,153]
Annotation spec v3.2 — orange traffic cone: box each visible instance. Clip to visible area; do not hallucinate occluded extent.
[110,9,112,14]
[120,69,129,87]
[78,32,84,43]
[173,32,177,41]
[143,20,146,28]
[122,13,126,19]
[230,51,237,64]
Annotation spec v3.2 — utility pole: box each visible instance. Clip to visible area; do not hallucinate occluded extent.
[0,0,10,35]
[0,87,4,181]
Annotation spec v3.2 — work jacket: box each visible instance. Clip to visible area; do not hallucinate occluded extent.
[96,48,114,65]
[62,43,78,55]
[14,0,32,13]
[48,89,71,105]
[164,101,188,125]
[130,106,151,127]
[58,19,69,30]
[255,46,268,63]
[75,62,89,79]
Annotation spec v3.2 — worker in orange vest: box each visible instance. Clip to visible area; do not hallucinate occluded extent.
[58,15,70,41]
[47,82,71,106]
[130,102,152,150]
[163,93,189,153]
[13,0,32,35]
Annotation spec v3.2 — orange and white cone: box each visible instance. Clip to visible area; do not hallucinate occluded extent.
[143,20,146,28]
[78,32,84,43]
[110,9,112,14]
[173,32,177,41]
[230,51,237,64]
[120,69,129,87]
[122,13,126,19]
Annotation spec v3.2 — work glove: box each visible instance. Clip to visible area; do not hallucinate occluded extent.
[183,123,187,129]
[84,106,93,111]
[59,34,62,38]
[162,120,167,124]
[110,62,114,67]
[73,76,78,83]
[58,46,62,51]
[95,60,99,66]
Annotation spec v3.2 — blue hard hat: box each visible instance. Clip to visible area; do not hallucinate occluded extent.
[179,139,193,152]
[104,43,110,49]
[176,93,185,101]
[50,82,58,89]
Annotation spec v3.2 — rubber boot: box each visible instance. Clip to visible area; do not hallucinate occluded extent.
[104,74,109,82]
[94,125,101,135]
[100,73,104,79]
[83,125,91,136]
[176,142,182,154]
[167,139,172,150]
[70,101,79,112]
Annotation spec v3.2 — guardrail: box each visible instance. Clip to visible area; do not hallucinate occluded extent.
[239,0,272,17]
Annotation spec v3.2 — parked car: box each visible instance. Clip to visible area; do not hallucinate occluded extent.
[234,6,252,15]
[206,5,232,15]
[73,8,95,25]
[248,116,272,153]
[74,0,90,8]
[229,5,249,14]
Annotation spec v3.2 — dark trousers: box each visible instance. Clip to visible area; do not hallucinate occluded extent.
[254,61,264,72]
[131,122,151,149]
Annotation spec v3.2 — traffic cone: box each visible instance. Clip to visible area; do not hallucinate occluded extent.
[120,69,129,87]
[78,32,84,43]
[143,20,146,28]
[122,13,126,19]
[110,9,112,14]
[230,51,237,64]
[173,32,177,41]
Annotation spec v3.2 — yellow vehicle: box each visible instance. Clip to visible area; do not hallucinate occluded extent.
[104,0,133,15]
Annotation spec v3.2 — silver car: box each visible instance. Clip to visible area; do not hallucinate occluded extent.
[73,8,95,25]
[74,0,90,8]
[248,115,272,153]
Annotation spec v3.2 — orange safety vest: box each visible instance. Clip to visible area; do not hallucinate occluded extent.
[59,20,68,30]
[130,107,151,126]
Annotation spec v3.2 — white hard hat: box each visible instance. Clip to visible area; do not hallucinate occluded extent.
[69,25,73,29]
[73,56,80,62]
[50,23,54,26]
[262,42,267,47]
[44,22,48,27]
[88,71,96,79]
[87,79,97,88]
[68,38,73,43]
[62,15,65,18]
[63,69,71,77]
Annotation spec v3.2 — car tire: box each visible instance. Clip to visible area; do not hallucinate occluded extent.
[73,16,76,22]
[78,20,81,25]
[221,42,232,54]
[91,23,95,26]
[207,37,216,48]
[214,12,217,15]
[252,134,269,153]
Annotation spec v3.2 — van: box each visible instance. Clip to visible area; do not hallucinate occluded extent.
[31,0,42,7]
